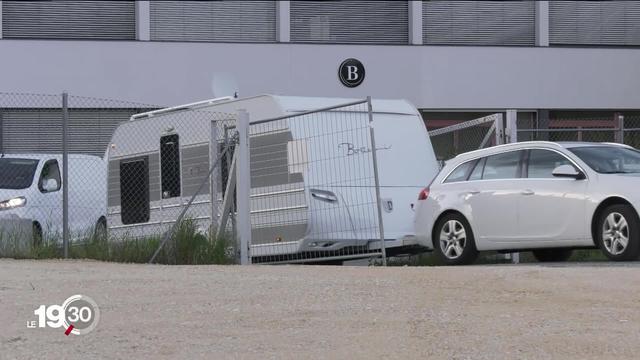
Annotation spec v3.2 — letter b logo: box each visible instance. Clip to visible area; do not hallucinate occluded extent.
[339,59,365,88]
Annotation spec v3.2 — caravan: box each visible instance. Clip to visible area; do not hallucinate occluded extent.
[106,95,440,262]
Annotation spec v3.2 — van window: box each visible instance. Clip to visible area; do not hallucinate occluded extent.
[483,151,523,180]
[0,158,39,189]
[160,134,181,199]
[120,157,150,225]
[527,149,573,178]
[39,160,61,193]
[444,160,475,183]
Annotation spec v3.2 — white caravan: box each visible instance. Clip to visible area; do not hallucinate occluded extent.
[106,95,439,261]
[0,154,107,246]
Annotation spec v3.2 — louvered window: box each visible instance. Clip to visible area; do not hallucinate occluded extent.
[150,1,276,42]
[291,1,408,44]
[0,109,140,156]
[550,1,640,46]
[2,1,135,40]
[423,1,535,46]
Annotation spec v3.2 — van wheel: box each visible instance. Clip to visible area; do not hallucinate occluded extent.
[94,218,107,241]
[597,205,640,261]
[434,213,478,265]
[532,249,573,262]
[32,222,43,248]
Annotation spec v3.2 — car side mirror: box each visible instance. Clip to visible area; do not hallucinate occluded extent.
[552,165,584,180]
[42,178,59,192]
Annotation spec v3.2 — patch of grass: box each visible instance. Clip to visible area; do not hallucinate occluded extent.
[0,219,236,265]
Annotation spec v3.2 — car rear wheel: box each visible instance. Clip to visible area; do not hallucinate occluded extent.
[434,213,478,265]
[532,248,573,262]
[596,204,640,261]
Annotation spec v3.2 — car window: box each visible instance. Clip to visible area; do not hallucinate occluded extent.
[483,151,523,180]
[569,146,640,174]
[39,160,61,193]
[468,157,485,181]
[443,160,475,183]
[527,149,573,178]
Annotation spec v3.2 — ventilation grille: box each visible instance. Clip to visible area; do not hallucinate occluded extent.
[150,1,276,42]
[0,109,141,156]
[291,1,408,44]
[550,1,640,46]
[423,1,535,46]
[2,1,135,40]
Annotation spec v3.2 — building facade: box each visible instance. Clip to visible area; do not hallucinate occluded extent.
[1,1,640,155]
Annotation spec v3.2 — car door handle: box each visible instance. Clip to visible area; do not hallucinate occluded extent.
[466,189,480,195]
[521,189,535,196]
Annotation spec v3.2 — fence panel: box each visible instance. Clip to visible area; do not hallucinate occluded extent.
[515,115,621,144]
[429,114,503,162]
[240,100,385,264]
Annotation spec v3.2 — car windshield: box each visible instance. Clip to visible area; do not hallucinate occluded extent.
[568,146,640,174]
[0,158,39,189]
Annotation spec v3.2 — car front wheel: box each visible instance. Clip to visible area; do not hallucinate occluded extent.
[434,213,478,265]
[597,205,640,261]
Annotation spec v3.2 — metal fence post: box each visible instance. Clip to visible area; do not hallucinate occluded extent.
[367,97,387,266]
[506,111,518,144]
[616,114,625,144]
[62,92,69,258]
[495,112,505,145]
[236,109,251,265]
[209,119,219,231]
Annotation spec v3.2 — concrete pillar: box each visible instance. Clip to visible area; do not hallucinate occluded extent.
[408,1,423,45]
[136,1,151,41]
[276,1,290,42]
[535,1,549,47]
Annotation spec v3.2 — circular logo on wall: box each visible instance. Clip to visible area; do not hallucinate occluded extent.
[338,58,365,88]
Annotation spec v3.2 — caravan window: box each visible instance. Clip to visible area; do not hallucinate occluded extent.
[160,134,181,199]
[120,157,150,225]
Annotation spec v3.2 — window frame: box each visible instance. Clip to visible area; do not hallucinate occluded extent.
[119,156,150,225]
[443,158,479,184]
[38,159,61,193]
[160,133,182,199]
[524,148,577,179]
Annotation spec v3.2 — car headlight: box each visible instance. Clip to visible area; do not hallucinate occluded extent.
[0,197,27,211]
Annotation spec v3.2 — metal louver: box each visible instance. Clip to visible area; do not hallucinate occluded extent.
[2,1,135,40]
[290,1,408,44]
[150,1,276,42]
[423,1,535,46]
[0,109,141,157]
[550,1,640,46]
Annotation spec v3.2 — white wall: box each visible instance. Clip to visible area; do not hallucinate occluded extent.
[1,39,640,109]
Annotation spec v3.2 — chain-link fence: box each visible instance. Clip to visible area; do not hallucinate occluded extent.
[516,115,618,143]
[514,114,640,149]
[0,92,161,258]
[429,114,504,162]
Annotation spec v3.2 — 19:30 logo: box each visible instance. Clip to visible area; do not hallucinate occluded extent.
[28,295,100,336]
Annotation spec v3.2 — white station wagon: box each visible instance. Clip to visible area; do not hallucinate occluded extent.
[414,141,640,265]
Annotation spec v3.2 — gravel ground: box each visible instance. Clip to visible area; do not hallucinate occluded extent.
[1,259,640,359]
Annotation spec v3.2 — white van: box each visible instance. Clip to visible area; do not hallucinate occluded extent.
[106,95,440,262]
[0,154,107,246]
